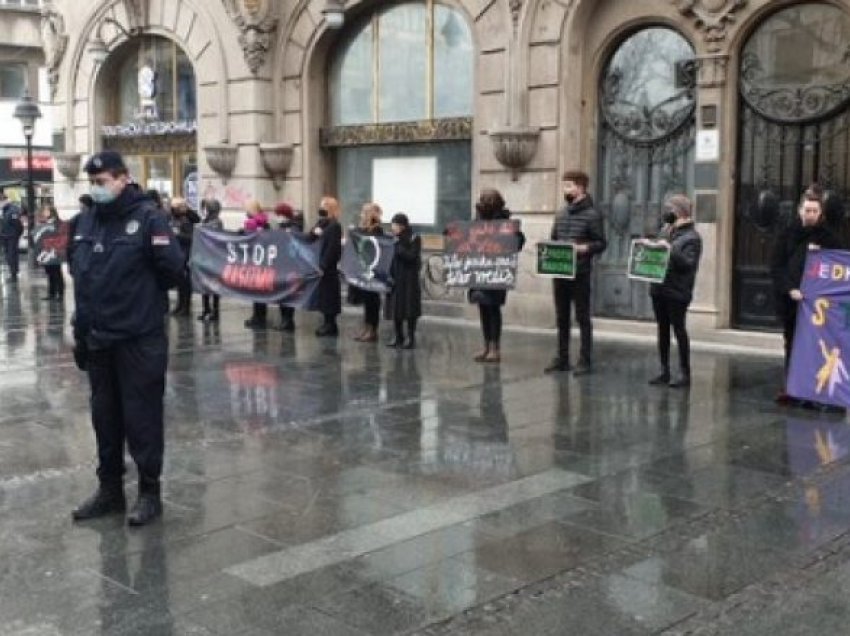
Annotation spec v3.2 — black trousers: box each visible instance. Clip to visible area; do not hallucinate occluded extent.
[478,304,503,345]
[202,294,220,315]
[177,267,192,309]
[362,291,381,328]
[45,264,64,297]
[651,295,690,376]
[87,335,168,492]
[779,297,798,372]
[553,271,593,365]
[251,303,267,322]
[2,236,19,277]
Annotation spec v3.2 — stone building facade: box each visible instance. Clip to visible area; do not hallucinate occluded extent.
[44,0,850,331]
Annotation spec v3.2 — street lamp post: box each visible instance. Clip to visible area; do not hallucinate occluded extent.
[14,89,42,265]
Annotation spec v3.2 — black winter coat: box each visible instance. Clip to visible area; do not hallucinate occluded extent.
[469,208,526,307]
[69,187,185,345]
[650,221,702,304]
[387,229,421,321]
[550,196,606,274]
[309,218,343,316]
[771,220,843,317]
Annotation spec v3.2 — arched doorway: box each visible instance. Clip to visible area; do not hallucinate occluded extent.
[595,26,696,319]
[323,1,474,231]
[733,2,850,329]
[97,36,199,209]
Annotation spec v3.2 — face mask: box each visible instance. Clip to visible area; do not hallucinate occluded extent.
[90,184,118,205]
[318,208,329,218]
[662,211,677,225]
[564,193,576,204]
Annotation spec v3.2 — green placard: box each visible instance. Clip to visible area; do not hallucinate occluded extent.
[628,239,671,283]
[536,241,576,279]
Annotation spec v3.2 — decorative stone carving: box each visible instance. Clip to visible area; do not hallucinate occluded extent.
[509,0,522,32]
[204,144,238,182]
[696,53,729,87]
[54,152,82,182]
[123,0,149,32]
[39,2,68,100]
[488,126,540,180]
[321,117,473,148]
[259,143,293,188]
[222,0,278,75]
[674,0,747,53]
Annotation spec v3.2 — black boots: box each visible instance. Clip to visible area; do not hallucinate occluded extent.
[387,320,416,349]
[649,371,671,385]
[72,484,126,521]
[72,480,162,526]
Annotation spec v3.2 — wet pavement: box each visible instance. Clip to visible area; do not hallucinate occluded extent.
[4,266,850,635]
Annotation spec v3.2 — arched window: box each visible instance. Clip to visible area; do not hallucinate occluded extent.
[330,2,473,125]
[325,2,474,231]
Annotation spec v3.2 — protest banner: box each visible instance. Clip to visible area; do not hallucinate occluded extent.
[443,220,520,289]
[787,249,850,408]
[536,241,576,279]
[190,227,323,306]
[628,239,671,283]
[340,230,395,293]
[33,221,69,266]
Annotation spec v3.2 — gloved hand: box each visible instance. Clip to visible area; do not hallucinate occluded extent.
[73,340,88,371]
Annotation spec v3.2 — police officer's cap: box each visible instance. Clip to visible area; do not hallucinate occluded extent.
[84,151,127,175]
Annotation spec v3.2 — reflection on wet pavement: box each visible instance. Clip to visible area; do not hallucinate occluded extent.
[3,270,850,634]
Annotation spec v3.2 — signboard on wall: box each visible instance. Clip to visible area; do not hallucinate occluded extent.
[372,156,437,226]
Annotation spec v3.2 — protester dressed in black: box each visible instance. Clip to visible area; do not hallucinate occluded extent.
[469,189,525,364]
[37,204,66,302]
[648,195,702,389]
[169,197,200,316]
[69,151,185,527]
[197,198,224,322]
[386,213,422,349]
[309,196,343,337]
[771,188,843,404]
[273,202,305,331]
[546,170,607,375]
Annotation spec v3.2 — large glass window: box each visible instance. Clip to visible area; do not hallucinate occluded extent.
[0,63,26,100]
[111,37,196,125]
[330,1,473,125]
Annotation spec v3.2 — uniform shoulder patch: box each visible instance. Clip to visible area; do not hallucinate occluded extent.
[126,220,140,235]
[151,234,171,246]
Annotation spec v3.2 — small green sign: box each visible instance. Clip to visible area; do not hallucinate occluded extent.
[536,241,576,279]
[628,239,671,283]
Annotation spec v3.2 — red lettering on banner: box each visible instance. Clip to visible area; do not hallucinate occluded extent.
[222,264,275,292]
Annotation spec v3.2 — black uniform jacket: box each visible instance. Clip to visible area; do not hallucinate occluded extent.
[69,188,185,345]
[649,221,702,305]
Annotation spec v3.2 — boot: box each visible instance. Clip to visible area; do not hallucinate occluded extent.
[387,322,404,348]
[484,344,501,363]
[649,369,671,386]
[278,307,295,332]
[127,480,162,527]
[474,343,491,363]
[402,332,416,350]
[544,357,570,373]
[315,318,339,337]
[72,483,126,521]
[197,311,211,322]
[669,373,691,389]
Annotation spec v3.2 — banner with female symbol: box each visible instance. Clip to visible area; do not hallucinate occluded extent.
[340,230,395,293]
[788,249,850,407]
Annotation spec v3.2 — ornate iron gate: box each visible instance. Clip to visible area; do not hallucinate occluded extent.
[595,27,696,320]
[733,3,850,329]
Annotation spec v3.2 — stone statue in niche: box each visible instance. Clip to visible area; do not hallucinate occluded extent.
[40,2,68,100]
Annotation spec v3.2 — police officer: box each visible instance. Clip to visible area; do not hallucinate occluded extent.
[0,190,24,282]
[69,151,185,526]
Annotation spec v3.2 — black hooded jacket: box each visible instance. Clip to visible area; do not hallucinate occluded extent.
[550,195,606,274]
[771,219,844,306]
[69,186,185,345]
[650,221,702,304]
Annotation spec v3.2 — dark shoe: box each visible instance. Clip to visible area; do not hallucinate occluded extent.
[775,390,793,405]
[484,347,501,363]
[197,312,210,322]
[572,364,592,377]
[244,318,267,329]
[279,320,295,332]
[72,486,126,521]
[209,312,220,323]
[402,335,416,350]
[127,494,163,527]
[669,376,691,389]
[544,358,570,374]
[387,336,403,348]
[474,345,491,363]
[41,295,55,301]
[649,373,671,386]
[315,324,339,337]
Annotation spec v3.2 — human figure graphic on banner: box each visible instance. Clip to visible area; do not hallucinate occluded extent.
[816,339,849,397]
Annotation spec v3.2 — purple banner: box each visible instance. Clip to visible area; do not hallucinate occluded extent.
[787,249,850,407]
